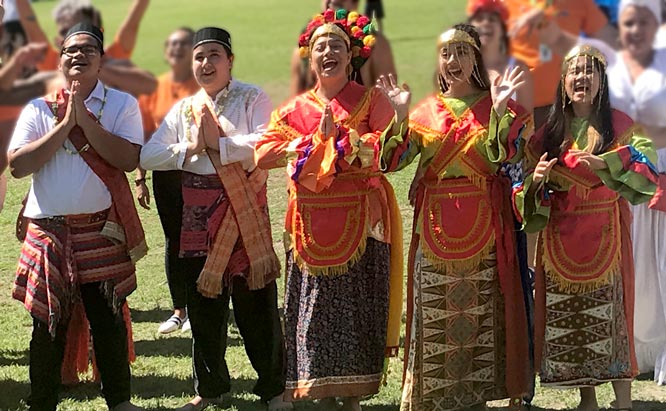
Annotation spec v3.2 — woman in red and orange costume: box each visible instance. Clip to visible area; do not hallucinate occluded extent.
[520,45,658,411]
[379,23,533,411]
[254,8,403,411]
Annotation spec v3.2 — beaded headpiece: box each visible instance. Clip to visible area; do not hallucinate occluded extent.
[437,28,480,50]
[561,45,607,110]
[298,8,377,72]
[563,45,607,72]
[436,27,486,91]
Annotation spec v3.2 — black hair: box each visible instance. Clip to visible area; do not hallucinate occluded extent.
[543,56,615,160]
[437,23,491,94]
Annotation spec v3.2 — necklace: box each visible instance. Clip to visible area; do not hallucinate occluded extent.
[50,86,108,155]
[184,86,230,143]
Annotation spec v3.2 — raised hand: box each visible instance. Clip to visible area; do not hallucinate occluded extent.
[201,106,221,151]
[568,149,607,170]
[13,42,48,68]
[319,105,337,140]
[533,153,558,184]
[491,66,525,116]
[376,73,411,124]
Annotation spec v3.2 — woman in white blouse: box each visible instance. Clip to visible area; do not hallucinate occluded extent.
[607,0,666,385]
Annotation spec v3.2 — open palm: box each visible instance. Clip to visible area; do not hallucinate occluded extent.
[491,66,525,116]
[376,74,411,124]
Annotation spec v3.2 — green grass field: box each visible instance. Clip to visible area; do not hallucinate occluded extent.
[1,0,666,410]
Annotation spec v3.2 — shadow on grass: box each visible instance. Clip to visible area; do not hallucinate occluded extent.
[0,349,29,367]
[0,379,29,411]
[130,308,174,324]
[135,335,243,358]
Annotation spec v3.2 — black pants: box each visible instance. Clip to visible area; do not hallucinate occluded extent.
[153,170,188,309]
[29,282,130,411]
[185,257,285,402]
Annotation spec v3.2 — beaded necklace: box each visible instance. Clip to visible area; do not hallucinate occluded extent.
[183,86,230,143]
[50,86,109,155]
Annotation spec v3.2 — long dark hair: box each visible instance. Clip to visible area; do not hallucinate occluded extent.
[542,57,614,160]
[437,24,490,94]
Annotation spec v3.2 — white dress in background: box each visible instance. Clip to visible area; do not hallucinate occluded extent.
[608,48,666,385]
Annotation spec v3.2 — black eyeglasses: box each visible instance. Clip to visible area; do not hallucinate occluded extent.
[61,45,100,57]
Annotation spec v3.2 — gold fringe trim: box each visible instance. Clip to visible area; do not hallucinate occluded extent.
[420,234,494,274]
[294,233,368,277]
[542,251,620,294]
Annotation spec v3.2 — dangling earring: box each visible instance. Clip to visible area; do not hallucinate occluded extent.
[472,64,485,88]
[438,74,447,94]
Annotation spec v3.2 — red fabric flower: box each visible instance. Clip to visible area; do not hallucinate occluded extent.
[353,30,364,39]
[360,46,371,58]
[356,15,370,28]
[324,9,335,22]
[299,33,309,47]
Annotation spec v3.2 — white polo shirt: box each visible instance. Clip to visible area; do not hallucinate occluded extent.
[8,81,144,218]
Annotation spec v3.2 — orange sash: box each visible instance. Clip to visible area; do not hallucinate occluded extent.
[190,90,280,294]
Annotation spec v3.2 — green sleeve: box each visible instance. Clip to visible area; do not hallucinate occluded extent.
[380,117,420,172]
[596,134,658,205]
[515,173,552,233]
[483,108,524,165]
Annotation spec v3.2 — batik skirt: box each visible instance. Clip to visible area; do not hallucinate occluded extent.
[284,238,390,400]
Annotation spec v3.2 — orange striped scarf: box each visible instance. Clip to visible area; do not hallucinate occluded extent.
[191,90,280,295]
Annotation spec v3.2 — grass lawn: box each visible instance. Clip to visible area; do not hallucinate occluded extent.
[1,0,665,410]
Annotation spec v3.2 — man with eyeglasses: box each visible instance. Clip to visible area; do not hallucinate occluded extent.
[7,23,146,411]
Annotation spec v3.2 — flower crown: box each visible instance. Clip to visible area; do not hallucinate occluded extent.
[298,8,377,71]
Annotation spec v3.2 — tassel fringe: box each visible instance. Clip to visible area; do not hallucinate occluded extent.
[542,254,620,294]
[420,236,494,274]
[295,234,368,276]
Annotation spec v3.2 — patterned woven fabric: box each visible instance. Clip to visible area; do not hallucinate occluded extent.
[402,248,508,411]
[539,272,633,386]
[13,214,136,336]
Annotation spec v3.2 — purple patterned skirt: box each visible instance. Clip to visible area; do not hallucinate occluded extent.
[284,238,390,400]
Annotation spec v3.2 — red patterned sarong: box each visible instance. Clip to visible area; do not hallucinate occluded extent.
[12,210,137,337]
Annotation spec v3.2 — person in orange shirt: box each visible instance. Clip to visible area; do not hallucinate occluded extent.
[505,0,618,128]
[135,27,199,335]
[15,0,156,97]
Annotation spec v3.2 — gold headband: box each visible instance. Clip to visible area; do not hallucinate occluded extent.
[437,28,479,50]
[563,45,607,72]
[309,23,351,50]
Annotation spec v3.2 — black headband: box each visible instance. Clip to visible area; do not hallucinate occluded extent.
[193,27,232,52]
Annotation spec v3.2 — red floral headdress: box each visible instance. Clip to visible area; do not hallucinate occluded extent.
[298,8,377,72]
[466,0,509,22]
